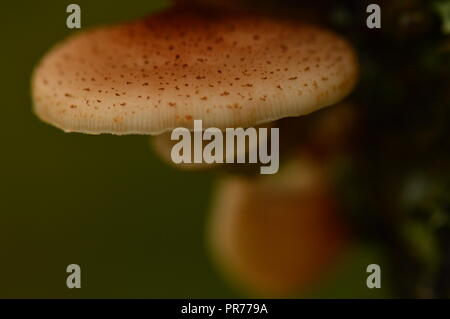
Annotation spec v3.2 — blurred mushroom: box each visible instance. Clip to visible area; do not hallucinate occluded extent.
[32,7,358,148]
[208,155,349,297]
[150,122,274,170]
[289,100,360,160]
[151,131,222,170]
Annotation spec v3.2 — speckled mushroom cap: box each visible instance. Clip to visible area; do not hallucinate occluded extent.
[32,8,358,135]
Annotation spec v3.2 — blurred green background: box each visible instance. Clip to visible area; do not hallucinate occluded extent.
[0,0,392,298]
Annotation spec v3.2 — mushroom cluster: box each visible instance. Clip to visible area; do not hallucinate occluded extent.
[31,3,359,297]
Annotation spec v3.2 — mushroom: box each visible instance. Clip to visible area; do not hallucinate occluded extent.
[208,155,349,297]
[150,122,274,170]
[32,7,358,141]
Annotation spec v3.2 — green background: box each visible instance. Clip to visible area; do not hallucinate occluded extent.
[0,0,390,298]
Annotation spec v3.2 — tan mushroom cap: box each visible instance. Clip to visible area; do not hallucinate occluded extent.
[32,8,358,135]
[208,156,349,297]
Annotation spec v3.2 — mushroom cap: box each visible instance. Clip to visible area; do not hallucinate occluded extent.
[150,121,273,170]
[208,157,349,297]
[32,8,358,135]
[151,132,221,170]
